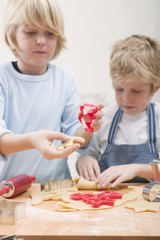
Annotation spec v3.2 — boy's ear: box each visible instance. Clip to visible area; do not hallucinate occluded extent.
[153,85,160,93]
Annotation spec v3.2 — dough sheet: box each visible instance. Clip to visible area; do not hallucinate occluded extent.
[29,177,160,213]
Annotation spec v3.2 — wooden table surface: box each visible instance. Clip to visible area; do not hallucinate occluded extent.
[0,184,160,240]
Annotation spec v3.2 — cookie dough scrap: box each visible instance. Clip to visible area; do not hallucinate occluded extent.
[57,137,85,150]
[29,190,61,206]
[125,200,160,213]
[29,188,77,206]
[55,188,141,212]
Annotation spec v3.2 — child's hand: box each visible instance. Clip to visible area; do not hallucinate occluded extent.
[29,131,80,160]
[96,164,139,188]
[90,104,104,131]
[77,155,100,181]
[78,103,104,132]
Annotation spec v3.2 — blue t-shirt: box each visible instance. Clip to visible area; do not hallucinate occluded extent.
[0,62,81,182]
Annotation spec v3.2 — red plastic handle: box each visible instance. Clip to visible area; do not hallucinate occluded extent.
[0,185,10,197]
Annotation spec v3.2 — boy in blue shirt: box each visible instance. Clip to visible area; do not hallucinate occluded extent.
[0,0,103,182]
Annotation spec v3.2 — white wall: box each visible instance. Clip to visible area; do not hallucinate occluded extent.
[0,0,160,104]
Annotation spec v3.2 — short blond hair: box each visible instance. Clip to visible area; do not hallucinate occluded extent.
[4,0,66,59]
[110,35,160,88]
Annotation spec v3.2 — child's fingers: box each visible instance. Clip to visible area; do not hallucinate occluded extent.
[56,144,80,158]
[97,104,104,110]
[79,166,91,181]
[43,143,80,160]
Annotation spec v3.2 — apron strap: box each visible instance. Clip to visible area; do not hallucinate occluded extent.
[105,103,157,154]
[147,103,157,154]
[105,108,122,153]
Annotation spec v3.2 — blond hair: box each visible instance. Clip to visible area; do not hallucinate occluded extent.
[110,35,160,88]
[4,0,66,59]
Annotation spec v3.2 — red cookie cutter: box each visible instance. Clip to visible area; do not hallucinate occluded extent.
[78,103,98,132]
[70,190,123,208]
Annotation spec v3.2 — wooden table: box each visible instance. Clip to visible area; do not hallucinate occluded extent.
[0,184,160,240]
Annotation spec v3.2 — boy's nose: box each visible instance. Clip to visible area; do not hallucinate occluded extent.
[122,92,131,101]
[36,36,45,45]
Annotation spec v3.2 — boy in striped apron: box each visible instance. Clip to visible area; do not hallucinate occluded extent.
[77,34,160,189]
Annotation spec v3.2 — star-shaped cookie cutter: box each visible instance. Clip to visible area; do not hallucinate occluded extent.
[0,198,26,225]
[142,159,160,202]
[78,103,98,132]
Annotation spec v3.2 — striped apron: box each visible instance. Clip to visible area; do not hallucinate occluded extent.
[99,103,158,183]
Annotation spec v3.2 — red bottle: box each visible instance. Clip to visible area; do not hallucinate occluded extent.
[0,174,36,198]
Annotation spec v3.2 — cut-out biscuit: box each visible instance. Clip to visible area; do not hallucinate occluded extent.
[57,137,85,150]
